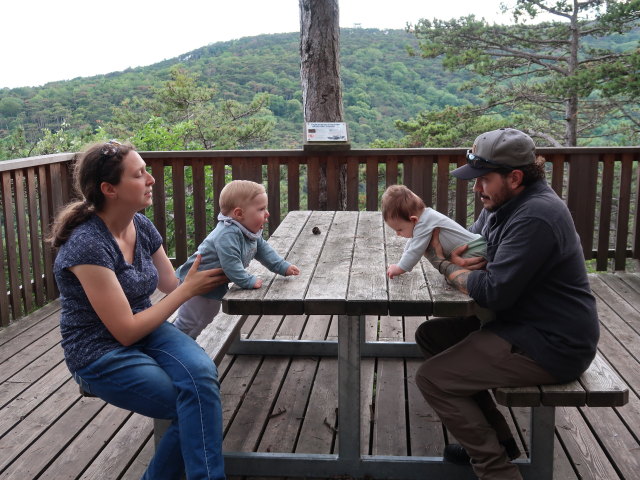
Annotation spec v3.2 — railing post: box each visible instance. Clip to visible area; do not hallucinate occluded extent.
[567,153,598,260]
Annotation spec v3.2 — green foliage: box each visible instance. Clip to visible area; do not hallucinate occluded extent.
[107,67,275,150]
[407,1,640,146]
[390,106,525,148]
[0,96,23,117]
[131,116,188,151]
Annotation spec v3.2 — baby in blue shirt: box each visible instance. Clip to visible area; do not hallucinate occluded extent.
[174,180,300,338]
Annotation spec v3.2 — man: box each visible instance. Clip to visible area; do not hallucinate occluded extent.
[416,128,600,479]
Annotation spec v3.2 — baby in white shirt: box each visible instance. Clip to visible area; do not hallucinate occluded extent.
[382,185,487,279]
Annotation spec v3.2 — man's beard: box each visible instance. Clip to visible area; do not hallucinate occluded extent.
[481,187,516,212]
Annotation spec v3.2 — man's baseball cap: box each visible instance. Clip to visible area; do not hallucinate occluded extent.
[451,128,536,180]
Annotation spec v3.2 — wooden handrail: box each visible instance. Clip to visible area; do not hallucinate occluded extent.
[1,147,639,326]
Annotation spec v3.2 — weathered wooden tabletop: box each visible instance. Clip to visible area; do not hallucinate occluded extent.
[222,210,475,317]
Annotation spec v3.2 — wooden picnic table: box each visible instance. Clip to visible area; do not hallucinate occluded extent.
[221,210,483,479]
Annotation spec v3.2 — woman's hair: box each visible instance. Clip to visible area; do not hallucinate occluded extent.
[219,180,266,215]
[381,184,426,222]
[48,141,134,247]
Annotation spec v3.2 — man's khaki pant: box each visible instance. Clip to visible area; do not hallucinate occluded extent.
[415,317,557,480]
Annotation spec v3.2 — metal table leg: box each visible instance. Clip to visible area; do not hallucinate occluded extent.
[337,314,362,468]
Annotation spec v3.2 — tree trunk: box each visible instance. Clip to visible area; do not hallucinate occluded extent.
[565,1,580,146]
[299,0,347,210]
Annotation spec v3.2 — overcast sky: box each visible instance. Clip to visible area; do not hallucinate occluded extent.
[1,0,518,89]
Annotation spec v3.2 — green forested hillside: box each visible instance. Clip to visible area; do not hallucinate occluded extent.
[1,26,636,158]
[0,28,474,153]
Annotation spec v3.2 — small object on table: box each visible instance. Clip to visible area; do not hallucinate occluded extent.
[312,226,321,235]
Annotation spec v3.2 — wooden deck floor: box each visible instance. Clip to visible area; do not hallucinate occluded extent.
[1,273,639,479]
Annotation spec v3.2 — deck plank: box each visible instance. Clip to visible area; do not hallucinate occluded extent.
[555,405,621,479]
[0,378,81,472]
[0,326,61,381]
[0,397,105,479]
[0,348,64,407]
[38,404,132,480]
[78,414,153,479]
[257,314,314,453]
[0,362,73,437]
[295,356,338,454]
[223,314,289,452]
[373,315,407,456]
[403,315,447,456]
[0,299,60,348]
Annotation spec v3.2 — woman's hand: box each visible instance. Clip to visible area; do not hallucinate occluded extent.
[182,255,228,297]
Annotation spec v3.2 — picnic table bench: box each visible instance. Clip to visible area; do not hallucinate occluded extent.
[493,352,628,480]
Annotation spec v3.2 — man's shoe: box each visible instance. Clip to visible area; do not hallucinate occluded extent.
[501,437,521,460]
[443,438,521,465]
[443,444,471,465]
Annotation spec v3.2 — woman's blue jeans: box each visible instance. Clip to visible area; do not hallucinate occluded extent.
[73,322,225,480]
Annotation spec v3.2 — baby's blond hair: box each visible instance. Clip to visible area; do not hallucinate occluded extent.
[381,185,426,222]
[219,180,266,215]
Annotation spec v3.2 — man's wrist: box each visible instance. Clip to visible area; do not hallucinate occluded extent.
[429,258,443,272]
[437,260,449,275]
[444,262,459,278]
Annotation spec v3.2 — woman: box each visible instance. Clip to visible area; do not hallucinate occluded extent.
[50,141,227,480]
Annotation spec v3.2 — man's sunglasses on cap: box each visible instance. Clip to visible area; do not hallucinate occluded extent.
[466,150,515,170]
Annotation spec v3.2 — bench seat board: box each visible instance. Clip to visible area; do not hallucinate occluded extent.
[495,352,628,408]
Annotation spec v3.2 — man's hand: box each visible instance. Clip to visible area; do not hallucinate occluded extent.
[450,244,487,270]
[253,278,263,289]
[387,264,406,279]
[426,229,470,294]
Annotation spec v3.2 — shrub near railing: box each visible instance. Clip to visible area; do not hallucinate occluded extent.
[1,147,639,326]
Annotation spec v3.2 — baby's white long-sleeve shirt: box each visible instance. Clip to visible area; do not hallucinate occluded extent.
[397,208,484,272]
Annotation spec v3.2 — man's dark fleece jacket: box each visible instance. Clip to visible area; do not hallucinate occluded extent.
[467,179,599,383]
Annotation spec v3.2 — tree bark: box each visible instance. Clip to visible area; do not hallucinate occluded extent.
[564,0,580,146]
[299,0,344,123]
[299,0,347,209]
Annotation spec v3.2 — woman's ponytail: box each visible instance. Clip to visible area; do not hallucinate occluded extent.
[48,200,94,248]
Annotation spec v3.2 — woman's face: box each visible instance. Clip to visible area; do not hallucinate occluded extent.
[110,151,155,210]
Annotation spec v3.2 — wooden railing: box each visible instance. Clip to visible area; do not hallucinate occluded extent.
[1,147,639,326]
